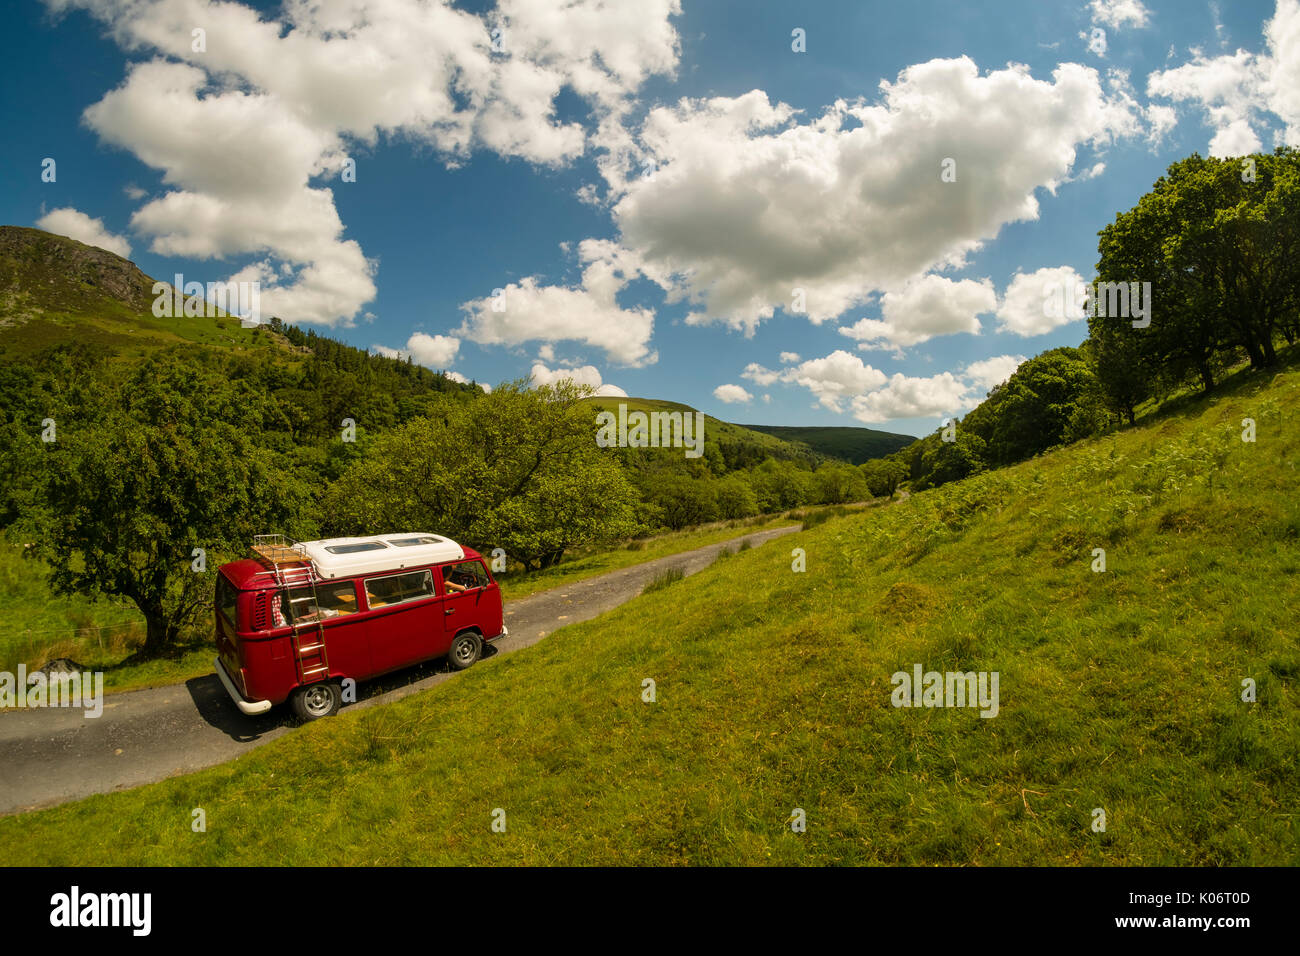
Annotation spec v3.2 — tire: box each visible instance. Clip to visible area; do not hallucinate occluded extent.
[447,631,482,671]
[291,681,341,721]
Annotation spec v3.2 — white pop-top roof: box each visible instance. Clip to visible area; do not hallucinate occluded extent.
[296,533,465,580]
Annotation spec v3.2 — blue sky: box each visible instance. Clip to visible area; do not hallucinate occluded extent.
[2,0,1295,435]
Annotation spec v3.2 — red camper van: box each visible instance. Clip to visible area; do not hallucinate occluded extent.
[214,534,507,721]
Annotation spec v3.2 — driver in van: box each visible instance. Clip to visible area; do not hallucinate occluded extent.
[443,566,467,593]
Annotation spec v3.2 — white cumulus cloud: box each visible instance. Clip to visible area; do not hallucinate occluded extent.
[964,354,1028,391]
[370,332,460,368]
[457,240,656,366]
[445,370,490,392]
[1147,2,1300,156]
[598,57,1139,333]
[713,384,753,404]
[35,207,132,258]
[407,333,462,368]
[838,274,996,350]
[996,266,1089,337]
[850,372,972,424]
[746,350,888,413]
[50,0,683,326]
[1088,0,1152,29]
[528,361,626,396]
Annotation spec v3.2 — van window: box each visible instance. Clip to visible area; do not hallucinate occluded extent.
[285,581,361,625]
[364,569,434,609]
[442,561,489,593]
[325,542,389,554]
[216,575,238,627]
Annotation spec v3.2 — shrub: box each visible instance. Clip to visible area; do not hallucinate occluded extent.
[641,567,685,594]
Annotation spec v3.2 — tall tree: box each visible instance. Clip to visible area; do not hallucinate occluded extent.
[324,380,639,571]
[962,348,1098,466]
[20,354,307,656]
[1095,149,1300,391]
[1086,310,1150,425]
[860,457,909,499]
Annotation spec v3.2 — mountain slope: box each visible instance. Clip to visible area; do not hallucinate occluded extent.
[4,353,1295,864]
[0,227,478,404]
[737,423,915,464]
[579,395,824,465]
[0,226,281,357]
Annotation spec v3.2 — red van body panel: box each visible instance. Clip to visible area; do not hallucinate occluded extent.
[215,546,505,713]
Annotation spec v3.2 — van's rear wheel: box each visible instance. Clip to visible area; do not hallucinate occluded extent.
[291,682,341,721]
[448,632,482,671]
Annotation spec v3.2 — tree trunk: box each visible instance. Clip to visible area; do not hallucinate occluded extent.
[142,613,176,658]
[1199,363,1215,393]
[1261,335,1277,366]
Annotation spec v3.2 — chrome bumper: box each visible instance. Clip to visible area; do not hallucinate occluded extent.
[214,657,273,716]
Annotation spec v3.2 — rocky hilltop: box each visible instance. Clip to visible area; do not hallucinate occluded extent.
[0,226,157,323]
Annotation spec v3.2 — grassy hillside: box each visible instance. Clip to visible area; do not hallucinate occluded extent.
[0,545,142,669]
[4,353,1295,864]
[0,228,478,405]
[581,395,810,454]
[580,396,913,466]
[738,423,915,464]
[0,226,281,358]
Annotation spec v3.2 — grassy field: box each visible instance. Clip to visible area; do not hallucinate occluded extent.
[0,545,204,693]
[3,355,1295,864]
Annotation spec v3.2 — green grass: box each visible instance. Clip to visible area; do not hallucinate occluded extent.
[0,546,220,694]
[641,567,685,594]
[0,545,139,670]
[0,226,279,361]
[494,514,801,600]
[3,358,1297,864]
[793,504,855,531]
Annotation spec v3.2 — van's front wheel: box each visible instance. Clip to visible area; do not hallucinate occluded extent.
[292,682,341,721]
[448,632,482,671]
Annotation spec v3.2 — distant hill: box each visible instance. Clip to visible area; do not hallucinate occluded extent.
[736,423,915,464]
[579,396,915,468]
[0,226,476,400]
[0,226,285,358]
[579,395,823,470]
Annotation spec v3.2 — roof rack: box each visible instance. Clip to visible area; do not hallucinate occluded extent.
[251,533,309,570]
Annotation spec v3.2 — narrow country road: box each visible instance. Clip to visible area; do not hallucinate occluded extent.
[0,525,800,817]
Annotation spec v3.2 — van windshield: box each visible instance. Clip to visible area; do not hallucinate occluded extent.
[443,561,489,592]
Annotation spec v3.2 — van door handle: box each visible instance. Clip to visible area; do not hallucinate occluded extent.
[445,609,454,615]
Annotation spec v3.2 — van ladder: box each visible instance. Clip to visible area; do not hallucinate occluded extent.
[254,535,331,686]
